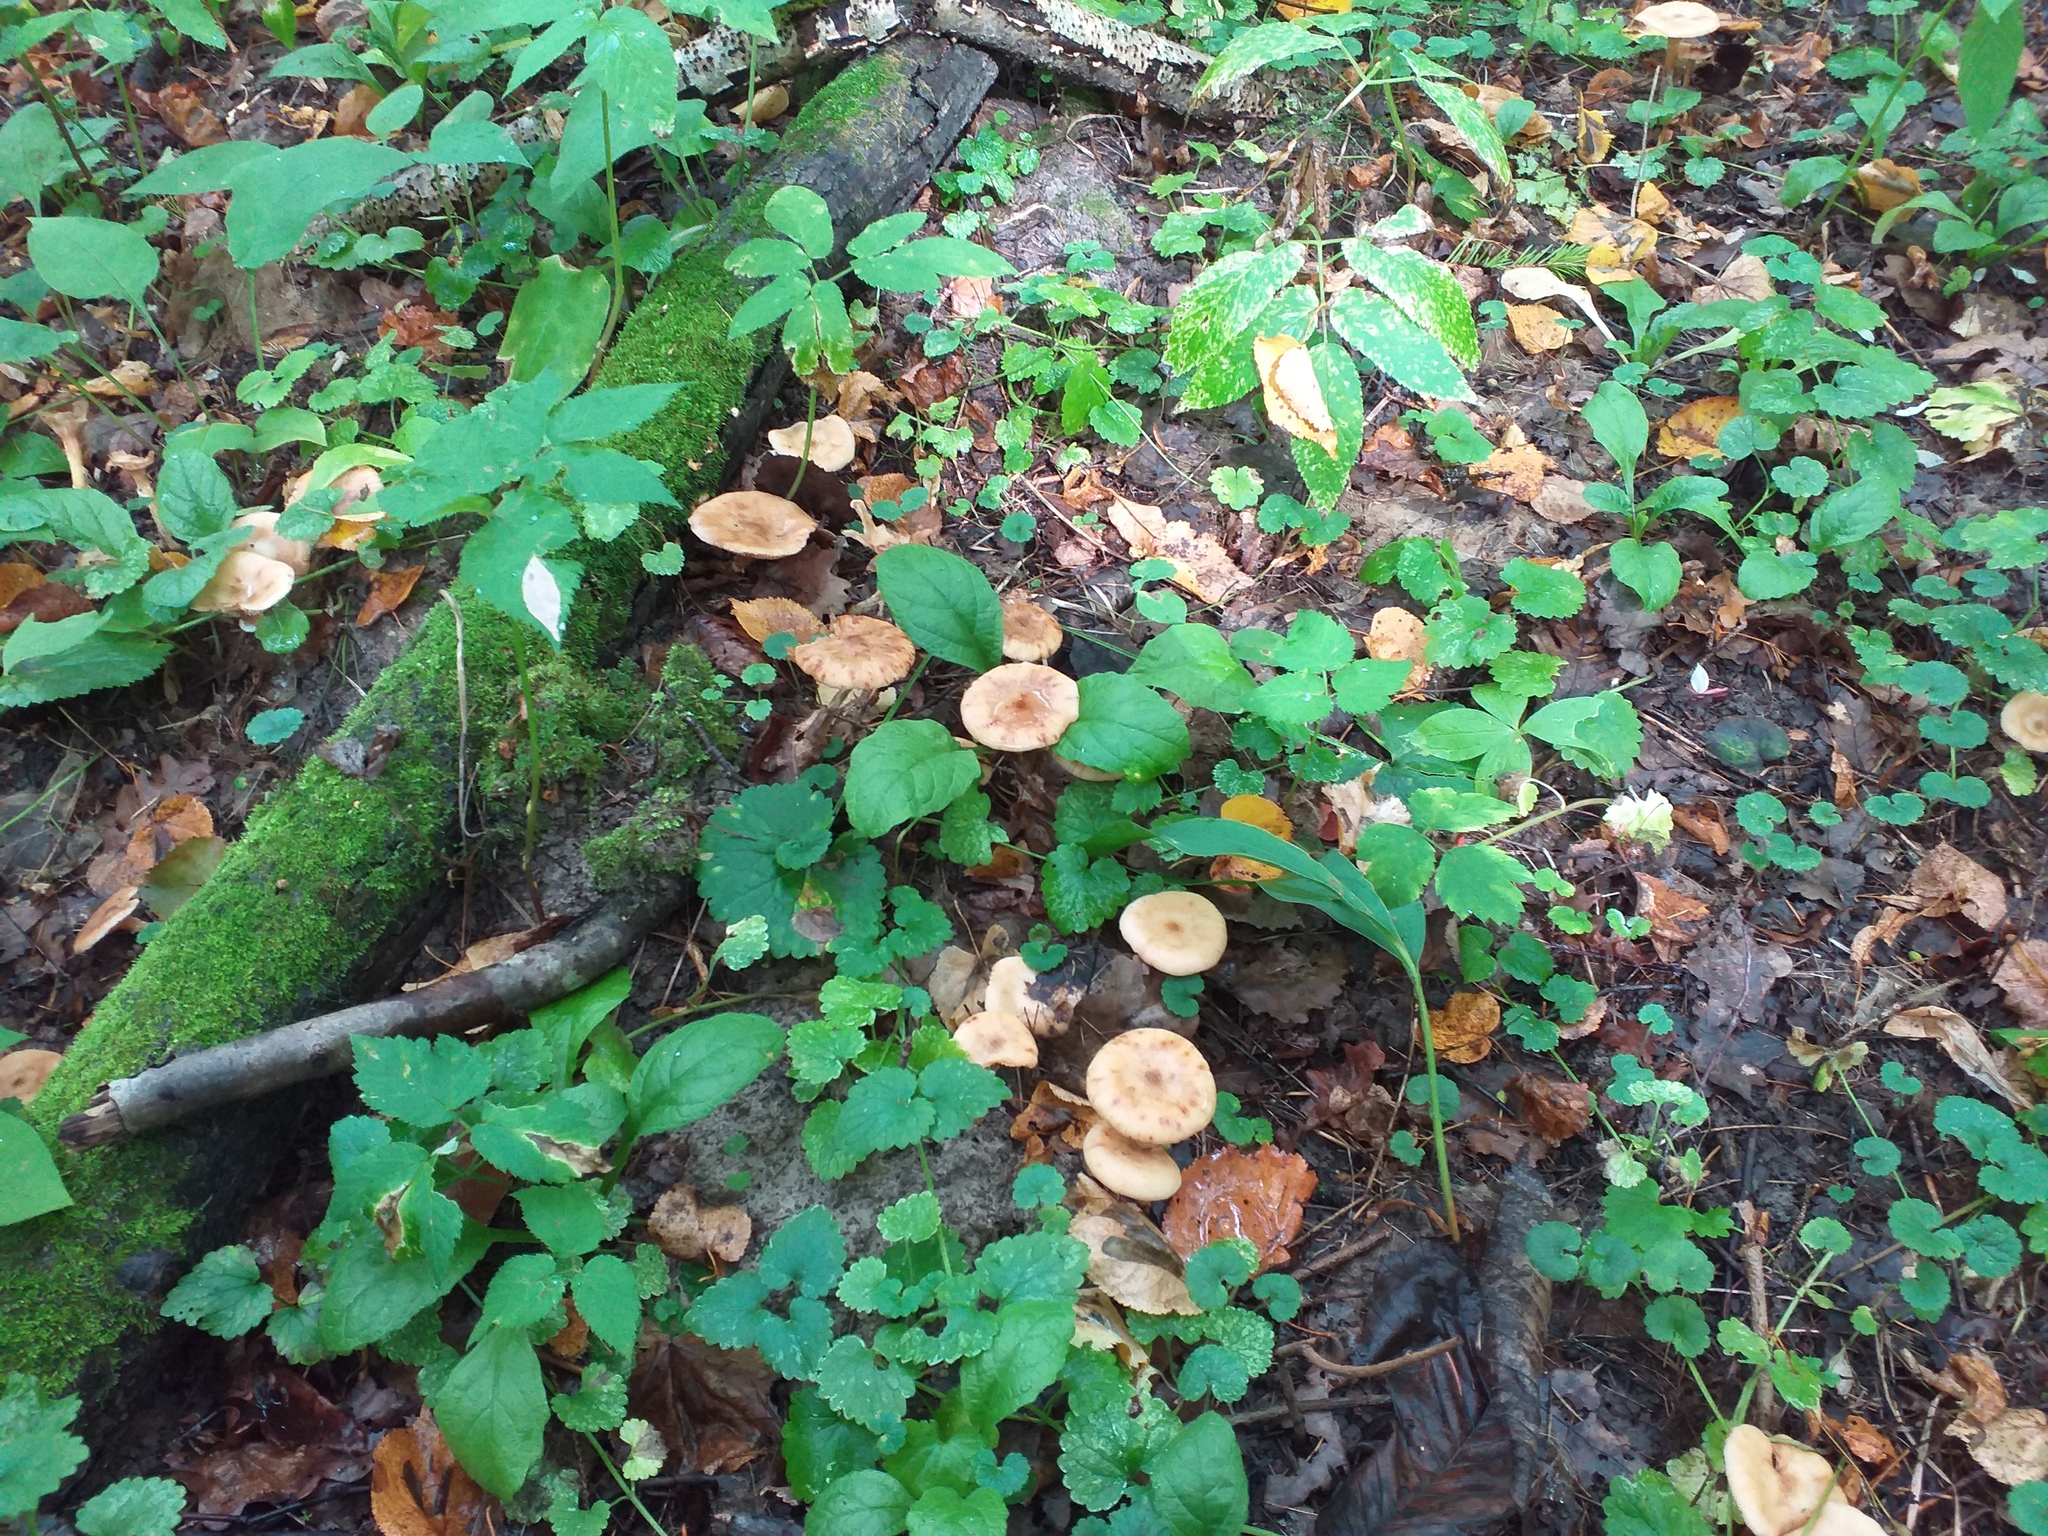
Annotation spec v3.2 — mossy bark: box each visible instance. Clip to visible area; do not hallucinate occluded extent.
[0,35,993,1398]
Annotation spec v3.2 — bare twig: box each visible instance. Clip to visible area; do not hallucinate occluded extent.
[1294,1337,1461,1379]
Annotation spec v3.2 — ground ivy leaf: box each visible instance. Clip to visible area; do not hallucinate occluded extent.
[161,1245,274,1338]
[817,1336,916,1437]
[1041,843,1132,934]
[1433,843,1531,924]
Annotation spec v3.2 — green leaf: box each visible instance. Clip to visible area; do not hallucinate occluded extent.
[1959,0,2024,139]
[2010,1482,2048,1536]
[574,1254,642,1353]
[28,217,159,307]
[818,1336,916,1437]
[1130,624,1255,713]
[479,1252,566,1334]
[1644,1295,1709,1358]
[0,1113,71,1225]
[1290,342,1365,512]
[574,6,677,134]
[75,1478,184,1536]
[434,1325,547,1499]
[222,138,410,267]
[918,1056,1007,1140]
[147,0,226,46]
[1144,1413,1248,1536]
[843,720,983,838]
[1327,288,1474,401]
[1162,244,1305,384]
[1781,156,1850,206]
[1041,842,1131,934]
[1583,380,1647,483]
[530,967,632,1089]
[1524,692,1642,778]
[854,236,1015,293]
[1500,558,1586,618]
[161,1245,272,1337]
[352,1035,490,1128]
[1057,673,1190,780]
[1609,538,1681,611]
[1343,236,1482,369]
[0,105,68,208]
[874,543,1003,671]
[627,1012,784,1141]
[1434,842,1530,924]
[515,1184,612,1259]
[764,185,835,260]
[1412,79,1512,194]
[1603,1470,1712,1536]
[472,1083,625,1183]
[956,1298,1071,1437]
[808,1470,913,1536]
[1898,1261,1951,1320]
[1189,20,1345,101]
[0,1374,86,1518]
[1888,1197,1964,1260]
[500,256,610,386]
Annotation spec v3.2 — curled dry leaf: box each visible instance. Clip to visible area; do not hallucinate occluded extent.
[627,1333,782,1477]
[1883,1006,2035,1108]
[1508,1072,1592,1143]
[1010,1078,1096,1161]
[730,595,824,646]
[1366,606,1431,692]
[1506,302,1570,354]
[1160,1143,1317,1272]
[648,1183,752,1265]
[1657,395,1742,459]
[370,1413,492,1536]
[355,564,424,627]
[1907,842,2007,931]
[1067,1187,1202,1316]
[0,1048,64,1105]
[1993,938,2048,1032]
[1429,990,1502,1064]
[1253,334,1338,454]
[1692,253,1775,304]
[1101,494,1252,605]
[1950,1408,2048,1488]
[1853,158,1921,213]
[1501,266,1614,341]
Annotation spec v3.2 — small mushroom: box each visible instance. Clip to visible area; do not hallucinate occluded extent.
[0,1048,64,1105]
[1629,1,1723,81]
[1051,751,1120,783]
[1118,890,1228,976]
[1082,1121,1183,1202]
[229,511,314,577]
[1722,1425,1879,1536]
[766,414,858,473]
[192,547,297,617]
[1001,596,1064,662]
[790,614,917,693]
[689,490,817,559]
[1087,1028,1216,1147]
[742,82,788,127]
[984,953,1064,1037]
[959,662,1080,752]
[2001,691,2048,752]
[953,1010,1039,1068]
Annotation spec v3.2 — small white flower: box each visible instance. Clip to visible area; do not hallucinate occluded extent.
[1604,790,1674,852]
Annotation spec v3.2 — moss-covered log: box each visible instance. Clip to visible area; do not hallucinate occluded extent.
[0,36,994,1397]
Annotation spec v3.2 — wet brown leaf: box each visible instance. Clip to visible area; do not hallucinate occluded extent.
[1011,1078,1096,1160]
[1428,991,1501,1064]
[335,84,382,138]
[1656,395,1741,460]
[1508,1072,1592,1143]
[370,1414,492,1536]
[0,577,93,635]
[1671,801,1730,856]
[1355,422,1444,491]
[1161,1144,1317,1271]
[1214,935,1346,1023]
[1635,873,1710,958]
[356,564,424,627]
[627,1332,781,1476]
[177,1441,366,1518]
[896,350,967,411]
[0,563,44,610]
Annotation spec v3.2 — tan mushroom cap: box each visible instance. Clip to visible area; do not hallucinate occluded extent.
[192,547,297,616]
[953,1010,1040,1068]
[229,510,314,576]
[1630,0,1721,35]
[689,490,817,558]
[1083,1121,1184,1202]
[766,414,858,473]
[2001,691,2048,752]
[960,663,1080,752]
[984,953,1063,1037]
[1086,1027,1216,1146]
[0,1048,64,1105]
[1119,890,1228,976]
[791,614,917,692]
[1722,1425,1871,1536]
[1001,596,1064,662]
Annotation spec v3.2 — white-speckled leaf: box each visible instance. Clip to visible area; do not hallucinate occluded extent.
[1328,289,1475,402]
[1175,284,1318,412]
[1414,76,1514,195]
[1341,241,1482,370]
[1163,242,1307,383]
[1291,343,1364,510]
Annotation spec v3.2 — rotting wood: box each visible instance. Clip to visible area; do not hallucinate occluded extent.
[60,876,685,1150]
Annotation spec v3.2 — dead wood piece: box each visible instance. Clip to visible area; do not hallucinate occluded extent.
[60,875,684,1149]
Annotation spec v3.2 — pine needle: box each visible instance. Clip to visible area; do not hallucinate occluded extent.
[1448,239,1594,277]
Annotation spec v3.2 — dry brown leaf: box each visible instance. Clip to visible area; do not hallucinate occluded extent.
[355,565,424,627]
[626,1333,781,1477]
[1508,1071,1592,1143]
[335,83,382,138]
[1531,476,1596,524]
[1355,421,1445,491]
[1010,1079,1096,1161]
[1068,1192,1201,1315]
[1635,873,1710,959]
[1470,441,1551,502]
[1220,795,1291,839]
[0,563,44,611]
[0,1048,63,1105]
[1429,990,1501,1064]
[1949,1407,2048,1487]
[1366,606,1430,692]
[1993,939,2048,1031]
[1160,1144,1317,1272]
[1581,69,1633,106]
[1506,302,1570,354]
[1853,158,1921,213]
[730,595,823,645]
[1567,203,1657,284]
[1884,1006,2034,1108]
[1253,334,1338,454]
[1657,395,1742,459]
[946,275,999,320]
[1671,801,1731,856]
[1908,842,2007,930]
[1633,181,1671,225]
[648,1184,752,1265]
[370,1414,492,1536]
[1101,494,1252,604]
[1692,253,1775,304]
[1573,107,1614,164]
[154,82,228,146]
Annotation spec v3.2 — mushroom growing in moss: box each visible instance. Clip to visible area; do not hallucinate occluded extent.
[953,1010,1039,1068]
[1082,1121,1183,1202]
[959,663,1080,752]
[1085,1027,1216,1148]
[1001,596,1064,662]
[790,614,917,693]
[2002,691,2048,753]
[1118,890,1228,976]
[766,414,858,473]
[689,490,816,558]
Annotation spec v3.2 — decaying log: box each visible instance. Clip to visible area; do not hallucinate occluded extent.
[60,876,684,1149]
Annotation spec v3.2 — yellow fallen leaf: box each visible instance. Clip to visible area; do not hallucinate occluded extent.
[1428,991,1501,1064]
[1854,158,1921,213]
[731,595,824,644]
[1221,795,1293,838]
[1471,441,1552,502]
[1507,302,1570,353]
[1657,395,1742,460]
[1568,203,1657,284]
[1253,334,1338,455]
[1634,181,1671,225]
[1573,108,1613,165]
[1366,606,1431,693]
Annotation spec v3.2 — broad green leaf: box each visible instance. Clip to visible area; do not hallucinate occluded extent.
[1583,380,1647,483]
[1130,623,1256,713]
[28,217,159,306]
[1289,342,1364,511]
[1413,76,1512,194]
[1609,538,1681,611]
[806,1470,913,1536]
[0,104,67,208]
[956,1299,1071,1438]
[573,1253,641,1352]
[147,0,226,46]
[1040,842,1131,934]
[1162,243,1305,384]
[500,256,610,385]
[1433,842,1530,924]
[0,1375,87,1517]
[874,543,1003,670]
[1189,21,1345,103]
[1342,238,1482,368]
[0,317,74,364]
[1056,673,1190,780]
[352,1035,491,1128]
[853,236,1015,292]
[764,184,834,260]
[574,6,677,134]
[1959,0,2024,139]
[627,1012,783,1141]
[1327,288,1473,401]
[843,720,982,837]
[366,81,423,137]
[1144,1412,1248,1536]
[434,1326,547,1499]
[1500,557,1586,618]
[0,1112,70,1226]
[222,138,410,267]
[75,1478,184,1536]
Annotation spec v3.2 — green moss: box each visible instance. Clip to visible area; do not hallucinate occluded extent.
[580,646,739,889]
[476,655,645,804]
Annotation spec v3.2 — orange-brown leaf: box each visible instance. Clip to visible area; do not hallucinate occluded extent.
[1160,1143,1318,1272]
[370,1414,493,1536]
[1656,395,1742,460]
[1428,990,1501,1064]
[356,564,424,627]
[1509,1071,1592,1143]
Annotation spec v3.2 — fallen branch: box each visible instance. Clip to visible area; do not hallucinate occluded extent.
[60,875,685,1149]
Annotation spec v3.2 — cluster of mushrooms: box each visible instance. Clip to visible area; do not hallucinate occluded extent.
[955,891,1230,1204]
[181,466,384,621]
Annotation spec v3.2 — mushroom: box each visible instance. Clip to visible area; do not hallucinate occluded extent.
[2001,691,2048,753]
[229,511,314,576]
[766,414,858,473]
[192,547,297,617]
[1628,1,1723,82]
[1722,1425,1881,1536]
[790,614,917,693]
[1085,1027,1217,1148]
[73,886,140,954]
[1051,751,1120,783]
[953,1010,1040,1068]
[959,663,1080,752]
[1001,596,1064,662]
[1118,890,1228,976]
[1082,1121,1183,1202]
[0,1048,64,1106]
[984,953,1065,1037]
[689,490,817,559]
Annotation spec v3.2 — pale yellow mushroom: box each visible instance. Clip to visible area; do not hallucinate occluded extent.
[791,614,917,693]
[1629,0,1722,80]
[959,663,1080,752]
[1085,1027,1216,1147]
[229,510,314,576]
[984,954,1064,1038]
[1118,890,1228,976]
[952,1010,1039,1069]
[766,414,858,473]
[2000,691,2048,752]
[1721,1425,1879,1536]
[1051,752,1120,783]
[0,1048,64,1105]
[192,547,297,617]
[689,490,816,558]
[1082,1121,1183,1202]
[1000,596,1064,663]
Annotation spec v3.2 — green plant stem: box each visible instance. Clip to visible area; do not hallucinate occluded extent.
[512,625,543,914]
[1404,967,1460,1241]
[1808,0,1957,234]
[787,384,819,497]
[0,762,87,836]
[592,92,627,378]
[27,62,108,212]
[1477,796,1610,845]
[876,655,930,725]
[115,75,149,178]
[55,347,173,435]
[1839,1081,1911,1198]
[585,1436,666,1536]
